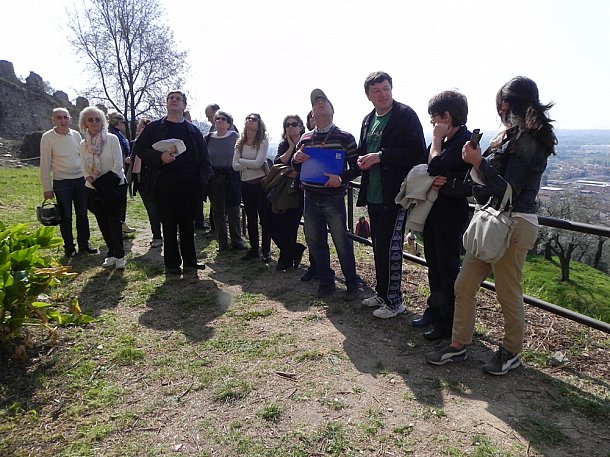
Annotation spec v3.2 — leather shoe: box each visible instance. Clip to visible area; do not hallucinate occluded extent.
[423,328,451,340]
[293,243,306,269]
[79,245,99,255]
[242,249,259,260]
[300,269,315,282]
[411,313,434,328]
[316,284,336,298]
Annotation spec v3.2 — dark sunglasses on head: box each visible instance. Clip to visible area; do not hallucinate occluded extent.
[215,116,227,122]
[87,117,101,123]
[284,122,300,128]
[245,117,259,122]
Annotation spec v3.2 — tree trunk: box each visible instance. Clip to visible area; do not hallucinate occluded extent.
[593,237,606,269]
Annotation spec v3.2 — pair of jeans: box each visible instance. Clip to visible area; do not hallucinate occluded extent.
[452,217,538,354]
[53,177,91,252]
[139,188,162,240]
[241,181,271,255]
[208,173,243,249]
[367,203,407,308]
[303,191,358,289]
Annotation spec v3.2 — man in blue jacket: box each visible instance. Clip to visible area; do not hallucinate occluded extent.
[356,72,426,319]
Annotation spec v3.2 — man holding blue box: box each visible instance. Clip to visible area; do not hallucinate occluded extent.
[292,89,361,301]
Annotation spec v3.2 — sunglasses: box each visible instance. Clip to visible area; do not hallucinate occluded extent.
[54,115,70,120]
[87,117,101,123]
[215,116,227,122]
[245,117,259,122]
[284,122,300,128]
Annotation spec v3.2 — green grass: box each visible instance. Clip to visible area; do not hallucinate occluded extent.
[523,256,610,322]
[257,402,283,422]
[1,166,609,457]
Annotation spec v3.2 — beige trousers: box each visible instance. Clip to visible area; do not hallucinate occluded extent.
[452,218,538,354]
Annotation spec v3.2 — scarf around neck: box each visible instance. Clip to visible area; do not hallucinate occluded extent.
[85,129,108,179]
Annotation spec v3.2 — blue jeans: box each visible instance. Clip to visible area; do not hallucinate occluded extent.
[303,191,359,289]
[53,178,90,251]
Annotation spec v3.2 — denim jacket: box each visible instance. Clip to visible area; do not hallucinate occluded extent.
[472,126,549,213]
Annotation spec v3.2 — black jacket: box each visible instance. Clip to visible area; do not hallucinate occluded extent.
[133,117,212,198]
[474,126,550,213]
[356,100,426,208]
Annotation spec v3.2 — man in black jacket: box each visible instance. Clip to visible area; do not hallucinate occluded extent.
[134,91,212,275]
[356,72,426,318]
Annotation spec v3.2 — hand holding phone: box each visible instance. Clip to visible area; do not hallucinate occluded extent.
[470,129,483,148]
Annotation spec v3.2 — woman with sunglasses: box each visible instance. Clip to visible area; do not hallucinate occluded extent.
[233,113,271,262]
[206,111,244,252]
[268,115,307,271]
[78,106,127,269]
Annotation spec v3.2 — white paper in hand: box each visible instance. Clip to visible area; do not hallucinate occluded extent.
[152,139,187,157]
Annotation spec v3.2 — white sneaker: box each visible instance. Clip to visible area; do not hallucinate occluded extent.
[115,257,126,269]
[362,295,385,307]
[102,257,116,268]
[373,303,406,319]
[122,222,136,233]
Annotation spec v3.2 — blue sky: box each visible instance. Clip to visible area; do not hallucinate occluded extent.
[3,0,610,141]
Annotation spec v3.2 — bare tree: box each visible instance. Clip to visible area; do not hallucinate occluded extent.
[68,0,188,140]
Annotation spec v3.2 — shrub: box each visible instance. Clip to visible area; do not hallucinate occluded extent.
[0,221,93,359]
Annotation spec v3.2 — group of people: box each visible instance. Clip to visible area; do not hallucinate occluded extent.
[40,71,556,377]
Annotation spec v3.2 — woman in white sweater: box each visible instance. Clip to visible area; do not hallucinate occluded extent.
[233,113,271,262]
[78,107,127,269]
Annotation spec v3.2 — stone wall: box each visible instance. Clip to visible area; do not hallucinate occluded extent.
[0,59,88,141]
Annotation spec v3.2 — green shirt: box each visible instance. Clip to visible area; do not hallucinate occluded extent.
[366,111,391,204]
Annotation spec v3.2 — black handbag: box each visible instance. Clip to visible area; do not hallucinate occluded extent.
[36,200,62,226]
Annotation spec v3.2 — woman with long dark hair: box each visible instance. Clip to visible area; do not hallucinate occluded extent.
[268,114,307,271]
[426,76,557,375]
[233,113,271,262]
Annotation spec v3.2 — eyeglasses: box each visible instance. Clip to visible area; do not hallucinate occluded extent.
[284,122,300,128]
[87,117,101,123]
[245,117,259,122]
[54,115,70,120]
[215,116,227,122]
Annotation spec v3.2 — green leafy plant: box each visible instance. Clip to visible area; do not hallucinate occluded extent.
[0,222,94,358]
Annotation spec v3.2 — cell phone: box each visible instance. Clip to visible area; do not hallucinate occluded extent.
[470,129,483,148]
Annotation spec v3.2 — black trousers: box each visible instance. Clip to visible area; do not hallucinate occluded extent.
[368,203,407,308]
[422,200,469,333]
[241,181,271,255]
[155,172,200,269]
[89,190,125,259]
[269,205,303,266]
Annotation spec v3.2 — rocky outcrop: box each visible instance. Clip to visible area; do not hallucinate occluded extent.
[0,59,89,141]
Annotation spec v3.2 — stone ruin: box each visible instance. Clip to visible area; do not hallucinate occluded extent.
[0,59,91,161]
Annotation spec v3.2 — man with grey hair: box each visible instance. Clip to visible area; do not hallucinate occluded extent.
[39,107,97,258]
